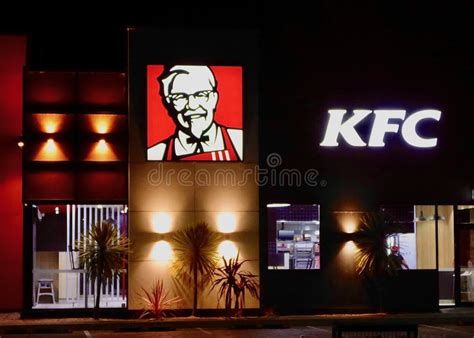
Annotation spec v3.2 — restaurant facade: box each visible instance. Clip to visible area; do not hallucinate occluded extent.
[0,26,473,315]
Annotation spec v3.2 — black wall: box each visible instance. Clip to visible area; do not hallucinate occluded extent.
[259,4,473,313]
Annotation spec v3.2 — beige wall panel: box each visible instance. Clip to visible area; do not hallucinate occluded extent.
[194,163,259,212]
[438,205,454,270]
[129,162,196,212]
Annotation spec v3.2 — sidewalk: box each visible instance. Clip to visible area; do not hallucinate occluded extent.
[1,308,474,334]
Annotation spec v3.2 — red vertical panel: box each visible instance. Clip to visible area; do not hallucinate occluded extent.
[0,36,26,310]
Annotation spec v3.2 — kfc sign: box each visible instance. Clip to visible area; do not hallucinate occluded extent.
[320,109,442,148]
[147,65,243,161]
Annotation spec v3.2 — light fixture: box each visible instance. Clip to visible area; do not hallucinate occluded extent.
[17,137,25,148]
[151,240,173,261]
[415,206,428,222]
[217,213,236,233]
[267,203,291,208]
[97,139,107,152]
[152,212,172,234]
[45,138,56,152]
[55,207,59,215]
[415,206,445,222]
[218,240,238,260]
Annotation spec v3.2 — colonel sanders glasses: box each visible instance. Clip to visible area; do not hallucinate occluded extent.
[166,90,215,111]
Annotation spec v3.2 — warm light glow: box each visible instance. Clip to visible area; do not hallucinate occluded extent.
[97,139,107,152]
[55,207,59,215]
[85,139,118,161]
[338,213,360,234]
[217,212,236,233]
[34,138,68,161]
[35,113,65,134]
[85,114,120,134]
[151,240,173,261]
[267,203,291,208]
[46,138,55,152]
[218,240,238,260]
[344,240,357,253]
[17,141,24,148]
[343,221,357,234]
[152,212,172,233]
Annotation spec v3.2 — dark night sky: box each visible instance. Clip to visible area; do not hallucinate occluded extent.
[0,1,473,72]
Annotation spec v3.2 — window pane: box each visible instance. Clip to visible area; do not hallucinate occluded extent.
[32,204,128,309]
[267,204,320,270]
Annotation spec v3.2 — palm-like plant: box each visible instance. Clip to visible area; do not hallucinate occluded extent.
[353,212,403,277]
[210,252,259,317]
[138,279,182,320]
[171,222,220,316]
[76,219,130,319]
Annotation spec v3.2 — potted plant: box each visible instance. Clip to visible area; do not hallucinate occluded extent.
[138,279,182,320]
[171,222,220,317]
[211,252,259,317]
[76,219,130,319]
[352,212,404,311]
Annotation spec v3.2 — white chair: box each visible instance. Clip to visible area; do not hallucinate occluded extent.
[36,278,55,304]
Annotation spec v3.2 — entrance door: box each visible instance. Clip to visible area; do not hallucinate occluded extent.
[456,205,474,304]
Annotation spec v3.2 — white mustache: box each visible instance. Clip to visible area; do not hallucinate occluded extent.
[183,108,207,117]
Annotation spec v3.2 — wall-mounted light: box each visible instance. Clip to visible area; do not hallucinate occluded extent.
[267,203,291,208]
[17,136,25,149]
[152,212,172,234]
[45,138,56,152]
[217,212,236,233]
[218,240,238,260]
[85,138,118,161]
[97,139,107,153]
[55,207,59,215]
[86,114,118,134]
[151,240,173,262]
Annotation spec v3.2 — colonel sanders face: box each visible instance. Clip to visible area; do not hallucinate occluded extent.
[162,66,219,139]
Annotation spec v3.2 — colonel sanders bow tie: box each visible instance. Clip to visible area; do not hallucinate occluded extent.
[186,134,210,153]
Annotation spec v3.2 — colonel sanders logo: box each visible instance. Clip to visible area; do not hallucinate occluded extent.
[147,65,243,161]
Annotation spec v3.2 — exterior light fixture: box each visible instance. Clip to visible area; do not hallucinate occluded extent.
[17,136,25,149]
[152,212,172,234]
[218,240,238,260]
[55,207,59,215]
[97,139,107,152]
[45,138,56,152]
[217,212,236,233]
[151,240,173,261]
[267,203,291,208]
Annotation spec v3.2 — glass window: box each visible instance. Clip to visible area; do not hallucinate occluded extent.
[458,205,474,303]
[267,204,320,270]
[32,204,128,309]
[382,205,437,270]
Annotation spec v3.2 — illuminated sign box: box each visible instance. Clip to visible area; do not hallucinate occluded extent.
[147,65,243,161]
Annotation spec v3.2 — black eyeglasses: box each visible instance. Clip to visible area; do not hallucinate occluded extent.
[167,90,214,108]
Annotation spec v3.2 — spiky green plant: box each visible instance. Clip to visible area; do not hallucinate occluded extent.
[76,219,130,319]
[210,252,259,317]
[353,212,403,277]
[138,279,182,320]
[171,222,220,316]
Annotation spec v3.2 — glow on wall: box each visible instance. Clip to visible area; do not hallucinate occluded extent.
[147,65,243,161]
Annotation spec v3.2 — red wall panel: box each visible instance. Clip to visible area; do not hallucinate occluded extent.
[24,72,75,107]
[76,168,127,201]
[24,170,75,200]
[78,72,126,108]
[0,36,26,310]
